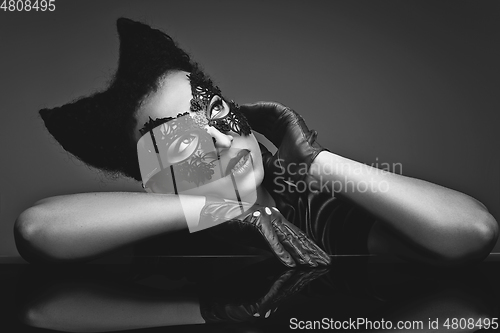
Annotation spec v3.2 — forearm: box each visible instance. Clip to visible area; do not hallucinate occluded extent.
[309,151,498,260]
[14,192,205,262]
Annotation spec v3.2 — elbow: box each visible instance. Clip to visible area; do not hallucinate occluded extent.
[438,210,498,267]
[14,208,42,263]
[14,207,71,264]
[472,211,499,258]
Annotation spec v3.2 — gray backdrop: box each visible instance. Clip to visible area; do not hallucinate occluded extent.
[1,0,499,257]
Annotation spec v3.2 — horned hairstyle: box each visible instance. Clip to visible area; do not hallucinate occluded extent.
[39,18,207,181]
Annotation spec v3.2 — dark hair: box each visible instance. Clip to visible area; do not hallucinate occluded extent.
[39,18,200,181]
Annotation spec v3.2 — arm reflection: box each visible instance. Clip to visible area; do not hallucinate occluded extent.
[19,273,204,331]
[16,258,499,332]
[16,258,327,331]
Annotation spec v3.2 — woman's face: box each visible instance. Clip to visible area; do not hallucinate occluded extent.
[134,71,264,201]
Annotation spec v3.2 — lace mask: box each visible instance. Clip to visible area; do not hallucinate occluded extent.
[137,113,217,192]
[188,69,251,137]
[137,73,253,195]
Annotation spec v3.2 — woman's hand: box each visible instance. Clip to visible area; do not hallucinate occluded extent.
[239,101,327,187]
[200,199,331,267]
[200,267,330,323]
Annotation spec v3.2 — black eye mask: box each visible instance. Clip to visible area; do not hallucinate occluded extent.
[137,69,253,193]
[188,69,251,136]
[138,113,220,192]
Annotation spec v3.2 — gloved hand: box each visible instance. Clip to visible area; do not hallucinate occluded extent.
[239,102,327,187]
[199,264,330,323]
[200,198,331,268]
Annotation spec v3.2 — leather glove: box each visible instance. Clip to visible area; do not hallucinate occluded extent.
[239,101,328,187]
[199,263,330,323]
[200,198,331,268]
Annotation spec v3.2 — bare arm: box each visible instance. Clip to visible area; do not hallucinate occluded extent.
[14,190,327,267]
[308,151,499,264]
[14,192,205,263]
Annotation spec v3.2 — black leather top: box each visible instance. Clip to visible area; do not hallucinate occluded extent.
[265,177,376,256]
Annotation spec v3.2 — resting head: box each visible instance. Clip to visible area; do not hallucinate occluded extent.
[38,18,264,199]
[135,70,264,198]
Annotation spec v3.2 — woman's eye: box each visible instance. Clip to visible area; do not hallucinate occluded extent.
[179,136,195,150]
[209,98,228,119]
[166,133,199,164]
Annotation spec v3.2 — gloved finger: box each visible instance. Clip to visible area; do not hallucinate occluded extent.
[293,228,331,265]
[308,240,331,265]
[273,214,330,266]
[304,130,318,147]
[280,222,320,267]
[294,231,330,266]
[271,218,317,267]
[257,269,330,314]
[306,129,328,162]
[301,233,331,265]
[239,101,286,119]
[252,270,296,317]
[281,215,330,259]
[240,101,301,147]
[257,270,295,306]
[253,210,296,267]
[285,268,330,294]
[239,102,284,140]
[282,220,331,265]
[270,212,325,266]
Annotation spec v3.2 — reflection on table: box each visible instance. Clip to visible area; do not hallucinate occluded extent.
[11,255,500,332]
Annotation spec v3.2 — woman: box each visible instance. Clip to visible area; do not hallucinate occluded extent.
[14,18,498,267]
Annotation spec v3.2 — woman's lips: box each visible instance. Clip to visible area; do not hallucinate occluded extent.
[225,149,250,176]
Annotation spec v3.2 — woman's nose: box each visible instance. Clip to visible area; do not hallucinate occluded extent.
[207,126,233,148]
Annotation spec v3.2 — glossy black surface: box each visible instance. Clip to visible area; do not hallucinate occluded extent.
[2,255,500,332]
